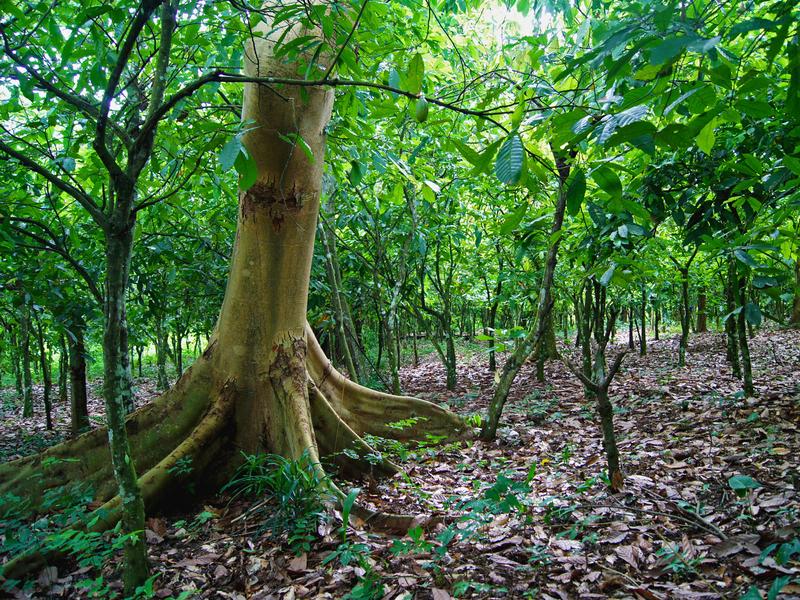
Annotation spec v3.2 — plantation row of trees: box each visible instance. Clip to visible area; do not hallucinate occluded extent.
[1,0,798,591]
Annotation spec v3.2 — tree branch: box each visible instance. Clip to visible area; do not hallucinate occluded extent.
[95,0,163,178]
[0,141,108,228]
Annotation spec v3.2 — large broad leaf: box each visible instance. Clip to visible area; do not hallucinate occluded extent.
[728,475,762,497]
[599,105,649,144]
[494,134,525,185]
[600,263,616,287]
[234,149,258,191]
[604,121,657,147]
[592,165,622,200]
[565,168,586,216]
[499,203,528,235]
[219,136,242,171]
[696,119,716,155]
[405,53,424,95]
[451,140,481,167]
[736,99,773,119]
[649,35,692,66]
[734,248,759,268]
[744,302,762,326]
[348,160,364,186]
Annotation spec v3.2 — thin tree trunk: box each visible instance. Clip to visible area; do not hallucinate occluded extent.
[735,273,755,396]
[319,211,361,382]
[155,318,169,392]
[640,287,647,355]
[34,314,53,430]
[58,334,69,404]
[481,152,571,441]
[67,324,90,435]
[725,260,742,378]
[791,258,800,326]
[136,346,144,378]
[679,272,690,366]
[627,307,634,350]
[173,332,183,376]
[12,330,23,402]
[697,287,707,333]
[21,303,34,418]
[654,305,660,340]
[104,227,149,590]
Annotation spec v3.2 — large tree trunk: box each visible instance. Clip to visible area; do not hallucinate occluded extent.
[0,22,463,582]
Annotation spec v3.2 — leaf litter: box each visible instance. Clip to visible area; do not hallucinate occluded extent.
[1,330,798,599]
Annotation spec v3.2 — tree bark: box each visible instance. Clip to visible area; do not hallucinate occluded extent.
[20,302,34,418]
[11,330,23,402]
[640,287,647,355]
[791,258,800,326]
[104,223,150,590]
[725,259,742,378]
[67,323,90,436]
[697,287,707,333]
[58,334,69,404]
[155,317,170,392]
[735,273,755,396]
[34,314,53,430]
[679,270,690,366]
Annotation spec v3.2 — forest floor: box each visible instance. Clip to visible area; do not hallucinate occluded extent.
[1,329,799,599]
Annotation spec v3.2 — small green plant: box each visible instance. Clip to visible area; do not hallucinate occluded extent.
[323,489,383,599]
[655,542,701,578]
[221,450,331,554]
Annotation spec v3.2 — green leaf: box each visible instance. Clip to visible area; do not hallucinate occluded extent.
[752,276,777,288]
[600,263,616,287]
[341,487,360,534]
[499,203,528,235]
[734,249,759,268]
[783,155,800,177]
[277,132,315,163]
[744,302,762,326]
[451,140,481,166]
[348,160,363,186]
[739,586,761,600]
[234,149,258,191]
[599,105,649,144]
[728,475,762,495]
[736,99,773,119]
[494,134,526,185]
[592,165,622,200]
[768,577,791,600]
[649,36,691,66]
[696,119,716,155]
[219,137,242,171]
[565,168,586,216]
[405,54,424,95]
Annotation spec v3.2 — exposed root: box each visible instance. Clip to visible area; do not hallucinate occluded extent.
[0,354,215,503]
[308,380,398,477]
[1,326,469,583]
[1,380,236,581]
[305,322,467,441]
